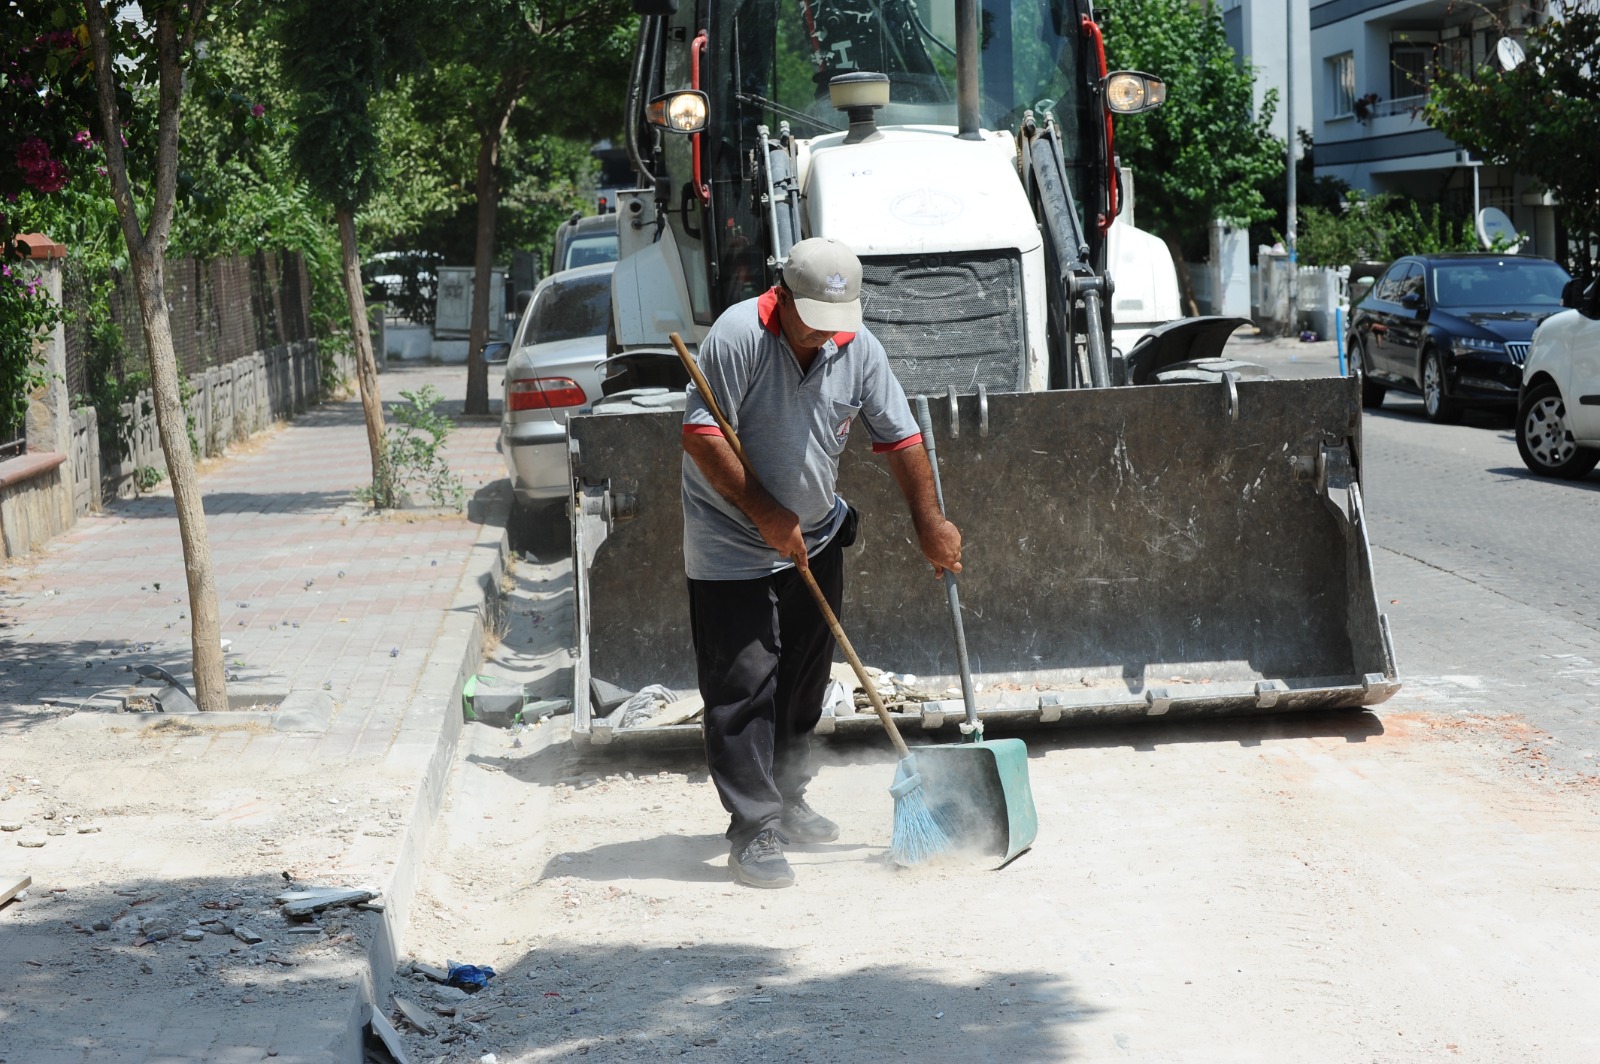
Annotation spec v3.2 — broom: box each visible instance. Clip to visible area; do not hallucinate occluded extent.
[670,333,952,866]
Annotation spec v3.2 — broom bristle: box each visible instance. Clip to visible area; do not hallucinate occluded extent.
[887,754,953,866]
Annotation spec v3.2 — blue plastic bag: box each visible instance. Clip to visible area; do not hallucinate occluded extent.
[446,963,496,993]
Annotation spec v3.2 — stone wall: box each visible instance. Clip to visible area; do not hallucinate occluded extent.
[95,340,324,502]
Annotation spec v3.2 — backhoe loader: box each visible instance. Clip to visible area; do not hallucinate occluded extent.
[562,0,1398,748]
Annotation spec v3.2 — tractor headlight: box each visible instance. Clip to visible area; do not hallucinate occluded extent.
[646,91,709,134]
[1104,72,1167,114]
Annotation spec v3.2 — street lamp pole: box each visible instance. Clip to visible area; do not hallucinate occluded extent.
[1286,0,1298,336]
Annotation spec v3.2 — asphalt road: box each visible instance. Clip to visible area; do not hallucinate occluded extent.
[1230,334,1600,776]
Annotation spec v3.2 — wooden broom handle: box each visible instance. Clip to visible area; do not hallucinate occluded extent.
[671,332,910,759]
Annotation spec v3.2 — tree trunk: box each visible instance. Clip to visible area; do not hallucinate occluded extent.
[128,249,229,711]
[337,208,391,505]
[1164,233,1202,318]
[465,87,522,416]
[84,0,225,710]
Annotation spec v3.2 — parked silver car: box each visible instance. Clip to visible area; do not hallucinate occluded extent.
[493,263,615,520]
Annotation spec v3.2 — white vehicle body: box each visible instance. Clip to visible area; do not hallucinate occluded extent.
[1517,292,1600,479]
[613,127,1182,380]
[1525,309,1600,444]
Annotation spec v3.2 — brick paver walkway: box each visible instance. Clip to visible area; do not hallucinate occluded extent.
[0,363,509,1063]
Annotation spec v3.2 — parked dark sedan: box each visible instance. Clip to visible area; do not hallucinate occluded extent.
[1348,253,1572,422]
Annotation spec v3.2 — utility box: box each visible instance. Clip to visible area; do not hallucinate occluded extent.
[434,267,507,340]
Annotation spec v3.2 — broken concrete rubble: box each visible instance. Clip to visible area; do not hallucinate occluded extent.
[274,885,378,918]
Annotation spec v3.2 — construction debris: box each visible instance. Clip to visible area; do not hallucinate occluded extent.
[275,886,378,918]
[1,874,31,906]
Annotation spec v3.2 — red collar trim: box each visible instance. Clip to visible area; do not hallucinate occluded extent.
[757,287,856,348]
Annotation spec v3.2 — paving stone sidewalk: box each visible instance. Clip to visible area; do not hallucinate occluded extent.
[0,364,511,1063]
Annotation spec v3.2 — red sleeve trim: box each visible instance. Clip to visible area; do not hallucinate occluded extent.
[872,432,923,454]
[683,424,725,437]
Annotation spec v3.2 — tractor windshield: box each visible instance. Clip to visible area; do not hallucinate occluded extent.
[715,0,1088,135]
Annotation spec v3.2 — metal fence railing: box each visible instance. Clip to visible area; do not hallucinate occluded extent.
[63,251,312,402]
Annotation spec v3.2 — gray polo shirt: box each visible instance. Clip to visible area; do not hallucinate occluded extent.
[682,289,922,581]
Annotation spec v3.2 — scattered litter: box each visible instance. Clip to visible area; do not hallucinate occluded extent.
[610,684,678,728]
[821,678,851,717]
[445,963,496,993]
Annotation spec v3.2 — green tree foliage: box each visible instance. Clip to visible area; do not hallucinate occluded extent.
[1297,189,1479,268]
[1424,7,1600,274]
[438,0,636,414]
[279,0,436,508]
[1101,0,1283,306]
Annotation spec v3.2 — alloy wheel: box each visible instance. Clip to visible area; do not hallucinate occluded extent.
[1522,395,1576,468]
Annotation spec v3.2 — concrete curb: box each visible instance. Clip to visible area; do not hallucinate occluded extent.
[346,481,510,1060]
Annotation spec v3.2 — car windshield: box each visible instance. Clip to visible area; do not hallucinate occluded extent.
[1430,259,1571,308]
[565,234,619,270]
[527,274,611,344]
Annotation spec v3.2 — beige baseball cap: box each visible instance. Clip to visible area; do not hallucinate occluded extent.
[781,237,862,332]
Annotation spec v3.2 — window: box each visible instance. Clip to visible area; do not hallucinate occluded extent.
[1437,35,1471,79]
[1391,42,1434,99]
[1328,53,1356,116]
[1375,261,1412,302]
[526,274,613,345]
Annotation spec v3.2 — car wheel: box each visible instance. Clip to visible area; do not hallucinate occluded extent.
[1516,382,1600,479]
[1420,348,1462,424]
[1354,338,1385,408]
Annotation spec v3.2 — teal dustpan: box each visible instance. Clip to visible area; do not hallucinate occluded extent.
[914,396,1039,867]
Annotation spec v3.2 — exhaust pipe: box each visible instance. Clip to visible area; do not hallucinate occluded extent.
[956,0,981,139]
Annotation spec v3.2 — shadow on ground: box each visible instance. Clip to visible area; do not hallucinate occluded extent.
[385,938,1095,1064]
[0,873,371,1061]
[1486,465,1600,492]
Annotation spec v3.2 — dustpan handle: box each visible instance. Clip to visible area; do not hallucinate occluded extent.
[915,395,980,736]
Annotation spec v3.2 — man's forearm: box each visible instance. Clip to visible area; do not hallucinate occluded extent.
[886,445,945,532]
[886,444,963,575]
[684,433,783,521]
[684,433,807,564]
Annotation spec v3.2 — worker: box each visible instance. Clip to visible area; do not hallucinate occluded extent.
[681,237,963,888]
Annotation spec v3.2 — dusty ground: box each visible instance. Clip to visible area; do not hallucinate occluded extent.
[394,557,1600,1064]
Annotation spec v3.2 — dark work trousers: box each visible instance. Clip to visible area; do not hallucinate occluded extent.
[688,534,847,852]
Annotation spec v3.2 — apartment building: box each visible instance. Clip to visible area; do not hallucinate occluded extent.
[1309,0,1561,257]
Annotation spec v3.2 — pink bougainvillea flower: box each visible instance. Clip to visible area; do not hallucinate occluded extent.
[16,137,51,170]
[74,129,93,147]
[251,103,266,117]
[31,159,69,193]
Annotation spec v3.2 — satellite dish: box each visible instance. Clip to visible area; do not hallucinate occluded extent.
[1496,37,1525,71]
[1476,207,1522,252]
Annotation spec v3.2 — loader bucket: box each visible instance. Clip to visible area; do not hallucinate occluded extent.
[568,375,1399,751]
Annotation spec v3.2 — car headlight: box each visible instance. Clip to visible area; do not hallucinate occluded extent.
[1453,336,1504,353]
